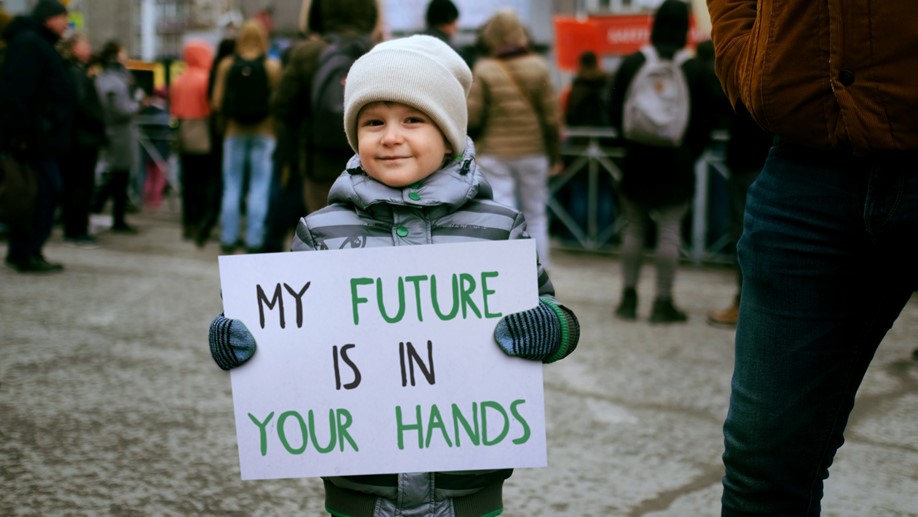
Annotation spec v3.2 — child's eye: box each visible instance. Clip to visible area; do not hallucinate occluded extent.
[404,116,426,124]
[361,118,383,127]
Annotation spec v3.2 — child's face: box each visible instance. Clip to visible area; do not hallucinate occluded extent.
[356,101,452,188]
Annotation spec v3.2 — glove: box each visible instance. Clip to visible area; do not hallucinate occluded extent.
[209,315,257,370]
[494,297,580,363]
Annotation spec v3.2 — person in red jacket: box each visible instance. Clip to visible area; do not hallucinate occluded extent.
[170,40,215,240]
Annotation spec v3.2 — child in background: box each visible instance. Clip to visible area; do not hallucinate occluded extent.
[208,35,580,516]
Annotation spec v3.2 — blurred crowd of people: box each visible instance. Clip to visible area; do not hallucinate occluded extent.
[0,0,162,272]
[1,0,562,271]
[1,0,747,331]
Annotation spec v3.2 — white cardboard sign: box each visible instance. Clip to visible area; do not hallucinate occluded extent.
[218,239,546,480]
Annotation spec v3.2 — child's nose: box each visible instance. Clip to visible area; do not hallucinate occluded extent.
[380,124,403,144]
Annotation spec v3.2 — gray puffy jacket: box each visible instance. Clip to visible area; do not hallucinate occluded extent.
[292,139,565,516]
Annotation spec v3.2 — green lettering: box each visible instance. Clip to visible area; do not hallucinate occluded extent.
[377,277,406,323]
[248,411,275,456]
[277,411,308,455]
[481,401,509,446]
[425,404,453,448]
[395,405,424,450]
[510,400,530,444]
[431,274,460,320]
[459,273,482,319]
[336,409,359,452]
[480,271,502,319]
[451,402,480,447]
[404,275,429,322]
[309,409,337,453]
[350,278,373,325]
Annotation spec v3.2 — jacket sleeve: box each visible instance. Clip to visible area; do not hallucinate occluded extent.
[466,64,488,136]
[100,76,140,124]
[272,42,321,125]
[266,59,284,90]
[707,0,757,110]
[290,216,320,252]
[506,210,579,362]
[506,210,554,298]
[210,57,231,113]
[534,64,562,166]
[0,33,44,146]
[683,58,717,159]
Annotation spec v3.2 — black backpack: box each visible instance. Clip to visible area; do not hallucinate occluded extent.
[309,34,373,151]
[222,55,271,125]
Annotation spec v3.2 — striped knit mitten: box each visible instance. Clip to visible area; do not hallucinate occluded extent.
[209,315,257,370]
[494,297,580,363]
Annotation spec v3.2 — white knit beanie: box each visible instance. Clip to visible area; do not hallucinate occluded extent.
[344,35,472,156]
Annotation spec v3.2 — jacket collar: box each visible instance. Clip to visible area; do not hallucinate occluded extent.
[328,136,492,213]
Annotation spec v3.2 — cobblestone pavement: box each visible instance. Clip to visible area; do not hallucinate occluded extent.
[2,208,916,516]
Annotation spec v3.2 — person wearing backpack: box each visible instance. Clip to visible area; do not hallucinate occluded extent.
[467,10,563,272]
[210,19,282,254]
[606,0,715,323]
[272,0,379,215]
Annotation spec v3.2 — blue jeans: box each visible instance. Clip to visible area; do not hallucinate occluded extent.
[721,141,918,516]
[221,134,276,250]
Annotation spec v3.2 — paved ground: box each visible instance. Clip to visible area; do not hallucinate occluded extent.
[2,206,916,516]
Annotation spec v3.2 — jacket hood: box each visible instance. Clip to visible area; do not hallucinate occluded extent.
[479,10,529,54]
[182,40,214,70]
[328,137,492,211]
[302,0,378,35]
[650,0,689,57]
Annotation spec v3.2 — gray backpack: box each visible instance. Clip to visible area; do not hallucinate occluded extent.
[622,45,691,147]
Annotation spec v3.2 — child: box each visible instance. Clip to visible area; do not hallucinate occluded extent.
[208,35,580,517]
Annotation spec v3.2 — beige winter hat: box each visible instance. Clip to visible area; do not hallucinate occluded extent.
[343,35,472,155]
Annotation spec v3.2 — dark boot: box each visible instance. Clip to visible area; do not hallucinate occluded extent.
[6,254,63,273]
[650,297,688,323]
[615,287,638,320]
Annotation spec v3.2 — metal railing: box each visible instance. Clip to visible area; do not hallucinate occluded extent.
[549,127,734,265]
[131,114,179,209]
[550,127,624,251]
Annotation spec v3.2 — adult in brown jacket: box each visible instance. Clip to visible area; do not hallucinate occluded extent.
[708,1,918,515]
[467,9,561,270]
[272,0,379,214]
